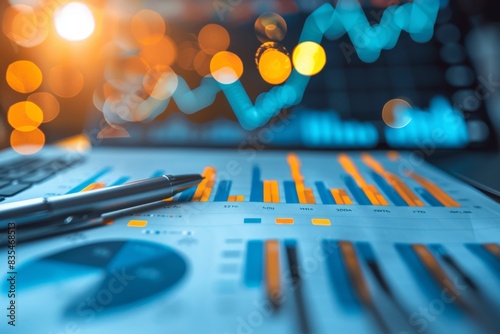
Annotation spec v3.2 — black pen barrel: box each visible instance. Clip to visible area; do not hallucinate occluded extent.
[0,174,202,228]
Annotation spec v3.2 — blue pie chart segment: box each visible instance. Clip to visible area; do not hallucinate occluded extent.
[13,240,188,313]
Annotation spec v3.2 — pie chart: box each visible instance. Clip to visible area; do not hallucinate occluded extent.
[14,240,188,317]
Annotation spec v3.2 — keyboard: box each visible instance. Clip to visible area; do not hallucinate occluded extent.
[0,156,82,201]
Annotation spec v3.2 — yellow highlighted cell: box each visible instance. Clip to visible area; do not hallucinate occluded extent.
[312,218,331,226]
[128,220,148,228]
[275,218,294,225]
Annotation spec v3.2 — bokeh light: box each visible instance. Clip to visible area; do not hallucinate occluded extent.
[143,66,178,100]
[256,42,291,85]
[131,10,166,45]
[6,60,42,94]
[54,2,95,41]
[177,41,199,71]
[105,56,149,90]
[194,50,212,77]
[10,128,45,155]
[292,42,326,76]
[27,92,60,123]
[48,64,84,98]
[2,4,49,48]
[254,13,287,43]
[382,99,413,128]
[198,24,230,55]
[140,36,177,67]
[8,101,43,132]
[210,51,243,85]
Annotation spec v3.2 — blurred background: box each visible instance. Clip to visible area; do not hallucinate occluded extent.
[0,0,499,154]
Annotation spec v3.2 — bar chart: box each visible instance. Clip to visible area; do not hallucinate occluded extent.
[7,148,500,334]
[67,151,462,208]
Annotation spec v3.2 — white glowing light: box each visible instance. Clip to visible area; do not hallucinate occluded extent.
[54,2,95,41]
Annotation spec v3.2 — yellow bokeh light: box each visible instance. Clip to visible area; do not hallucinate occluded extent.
[48,64,84,98]
[54,2,95,41]
[131,9,166,45]
[8,101,43,132]
[198,24,230,55]
[256,43,291,85]
[28,92,60,123]
[382,99,413,128]
[6,60,43,94]
[210,51,243,85]
[292,42,326,76]
[10,128,45,155]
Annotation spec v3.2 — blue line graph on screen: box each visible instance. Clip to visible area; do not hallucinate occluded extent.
[103,0,440,130]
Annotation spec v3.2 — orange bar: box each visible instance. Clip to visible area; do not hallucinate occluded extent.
[362,154,423,207]
[339,190,353,205]
[81,182,106,192]
[235,195,245,202]
[387,151,399,161]
[361,185,381,206]
[304,188,316,204]
[276,218,294,225]
[270,180,280,203]
[265,240,281,307]
[338,154,367,187]
[192,167,216,202]
[484,244,500,261]
[407,172,460,207]
[287,153,312,204]
[228,196,236,202]
[331,189,345,204]
[338,154,388,206]
[263,180,273,203]
[339,242,372,305]
[412,245,464,305]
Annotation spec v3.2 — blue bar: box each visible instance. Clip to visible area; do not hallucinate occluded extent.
[178,186,196,202]
[244,218,262,224]
[395,244,458,312]
[466,244,500,278]
[343,175,371,205]
[284,181,299,203]
[370,172,407,206]
[315,181,335,204]
[151,170,165,177]
[356,242,376,262]
[322,240,361,311]
[244,240,263,287]
[250,166,264,202]
[110,176,130,187]
[415,188,443,207]
[214,180,232,202]
[66,167,112,194]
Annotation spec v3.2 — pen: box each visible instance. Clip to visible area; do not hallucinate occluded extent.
[0,174,203,230]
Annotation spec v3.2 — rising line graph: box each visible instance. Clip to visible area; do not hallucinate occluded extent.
[104,0,440,130]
